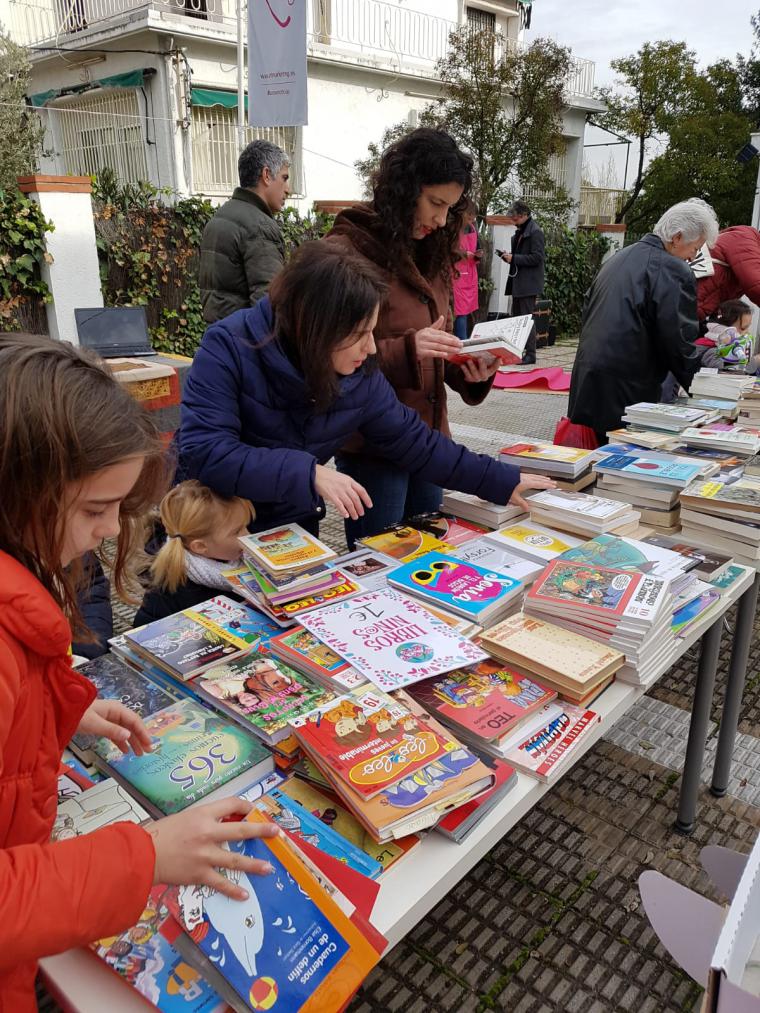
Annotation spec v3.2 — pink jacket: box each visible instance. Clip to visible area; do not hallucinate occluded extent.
[453,226,480,316]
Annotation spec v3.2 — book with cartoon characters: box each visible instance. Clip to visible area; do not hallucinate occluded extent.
[52,778,149,840]
[502,703,600,782]
[268,625,367,692]
[408,658,556,744]
[358,524,454,562]
[92,885,225,1012]
[388,550,523,624]
[195,651,333,744]
[239,523,337,574]
[298,588,488,692]
[289,684,452,800]
[99,698,274,816]
[126,596,271,681]
[172,810,380,1013]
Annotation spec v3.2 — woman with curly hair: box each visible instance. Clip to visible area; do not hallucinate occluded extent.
[326,127,500,545]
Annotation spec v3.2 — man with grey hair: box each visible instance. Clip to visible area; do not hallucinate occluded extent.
[567,198,718,441]
[199,139,290,323]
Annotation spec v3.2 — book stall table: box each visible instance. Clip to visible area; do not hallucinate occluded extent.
[40,565,758,1010]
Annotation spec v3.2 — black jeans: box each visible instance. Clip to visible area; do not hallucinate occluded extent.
[511,294,538,363]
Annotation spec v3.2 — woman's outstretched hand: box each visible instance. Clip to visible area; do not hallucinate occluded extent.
[315,464,373,520]
[508,472,557,512]
[415,316,463,360]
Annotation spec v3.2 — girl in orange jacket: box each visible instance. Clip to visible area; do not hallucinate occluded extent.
[0,332,279,1010]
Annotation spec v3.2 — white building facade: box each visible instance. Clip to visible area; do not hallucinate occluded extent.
[6,0,603,218]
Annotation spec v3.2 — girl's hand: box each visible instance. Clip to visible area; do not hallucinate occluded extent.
[508,473,557,512]
[76,698,152,756]
[315,463,372,520]
[148,797,281,900]
[459,356,499,383]
[415,316,463,360]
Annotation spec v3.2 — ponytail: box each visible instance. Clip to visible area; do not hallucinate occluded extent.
[151,535,190,594]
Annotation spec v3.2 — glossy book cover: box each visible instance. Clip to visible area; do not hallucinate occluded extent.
[298,588,488,691]
[359,525,453,562]
[528,561,667,623]
[290,684,451,799]
[409,658,555,740]
[595,454,702,484]
[240,524,336,572]
[104,698,271,814]
[269,626,366,689]
[388,550,521,618]
[176,811,379,1013]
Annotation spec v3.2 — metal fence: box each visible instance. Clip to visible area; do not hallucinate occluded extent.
[578,186,627,226]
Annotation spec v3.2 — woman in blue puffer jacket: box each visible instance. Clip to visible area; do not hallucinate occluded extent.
[178,242,553,539]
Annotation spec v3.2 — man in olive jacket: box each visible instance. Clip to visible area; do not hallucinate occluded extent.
[199,139,290,323]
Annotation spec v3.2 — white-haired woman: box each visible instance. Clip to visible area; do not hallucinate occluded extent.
[567,199,719,442]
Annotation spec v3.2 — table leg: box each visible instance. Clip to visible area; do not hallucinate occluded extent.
[674,616,723,836]
[710,572,760,798]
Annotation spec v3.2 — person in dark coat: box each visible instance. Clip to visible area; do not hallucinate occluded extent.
[327,128,501,544]
[199,139,290,324]
[178,242,554,542]
[71,553,113,659]
[568,199,719,443]
[499,200,545,364]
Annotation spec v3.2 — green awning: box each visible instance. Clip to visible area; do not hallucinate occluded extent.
[29,69,147,107]
[191,87,249,112]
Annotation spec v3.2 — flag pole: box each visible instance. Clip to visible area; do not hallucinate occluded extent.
[236,0,246,149]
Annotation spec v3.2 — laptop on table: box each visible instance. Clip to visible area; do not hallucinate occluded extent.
[74,306,156,358]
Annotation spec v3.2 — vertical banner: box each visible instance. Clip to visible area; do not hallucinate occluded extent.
[247,0,308,127]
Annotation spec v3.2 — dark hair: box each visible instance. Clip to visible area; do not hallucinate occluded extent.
[269,242,388,409]
[371,127,473,278]
[238,139,289,188]
[0,332,168,638]
[717,299,752,327]
[508,200,531,217]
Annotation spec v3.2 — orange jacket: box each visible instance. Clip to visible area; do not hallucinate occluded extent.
[0,550,155,1011]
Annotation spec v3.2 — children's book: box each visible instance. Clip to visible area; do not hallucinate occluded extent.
[388,550,522,624]
[254,787,383,879]
[174,810,380,1013]
[239,523,337,573]
[408,658,555,743]
[327,549,400,592]
[484,522,581,563]
[434,754,517,843]
[559,533,693,587]
[290,684,453,799]
[268,625,367,691]
[594,453,703,488]
[298,588,488,692]
[499,441,595,477]
[125,596,268,681]
[70,653,186,761]
[358,524,454,562]
[408,512,489,547]
[100,698,274,816]
[279,777,419,873]
[92,885,225,1012]
[527,560,668,626]
[196,651,333,743]
[276,573,365,616]
[52,778,149,840]
[503,703,600,782]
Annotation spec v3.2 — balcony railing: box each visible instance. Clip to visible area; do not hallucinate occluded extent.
[7,0,595,99]
[578,185,627,226]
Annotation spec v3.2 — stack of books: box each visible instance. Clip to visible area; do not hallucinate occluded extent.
[674,395,740,421]
[440,489,526,529]
[690,369,757,402]
[268,625,367,692]
[606,427,680,450]
[326,547,400,592]
[640,533,734,583]
[387,550,524,626]
[527,489,641,537]
[289,685,496,842]
[524,559,674,685]
[680,476,760,568]
[408,511,490,547]
[479,612,625,706]
[594,476,681,533]
[451,537,545,586]
[559,532,698,596]
[679,425,760,457]
[483,521,581,566]
[233,524,367,623]
[408,657,556,758]
[738,379,760,427]
[593,452,706,489]
[498,440,597,491]
[358,523,453,562]
[622,402,716,432]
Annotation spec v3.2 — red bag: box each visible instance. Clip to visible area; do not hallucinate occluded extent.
[553,416,599,450]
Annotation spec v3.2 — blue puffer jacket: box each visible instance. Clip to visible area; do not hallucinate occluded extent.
[178,299,520,530]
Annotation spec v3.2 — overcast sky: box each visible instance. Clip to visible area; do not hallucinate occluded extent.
[525,1,759,184]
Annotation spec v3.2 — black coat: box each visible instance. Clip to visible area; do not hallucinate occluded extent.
[568,234,700,434]
[133,580,245,629]
[72,554,113,660]
[505,217,545,298]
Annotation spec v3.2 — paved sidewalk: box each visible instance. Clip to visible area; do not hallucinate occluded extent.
[102,341,760,1013]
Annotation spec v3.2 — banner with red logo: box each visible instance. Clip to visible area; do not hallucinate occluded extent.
[248,0,308,127]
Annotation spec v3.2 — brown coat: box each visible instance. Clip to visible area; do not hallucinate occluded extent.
[326,203,494,442]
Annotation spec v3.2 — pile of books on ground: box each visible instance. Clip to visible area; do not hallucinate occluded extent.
[679,475,760,569]
[690,369,757,403]
[526,488,641,537]
[622,401,718,432]
[226,523,367,623]
[498,439,597,491]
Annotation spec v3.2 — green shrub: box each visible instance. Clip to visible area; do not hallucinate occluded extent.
[543,227,610,338]
[0,187,52,332]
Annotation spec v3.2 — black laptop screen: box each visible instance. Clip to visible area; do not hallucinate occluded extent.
[74,307,153,357]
